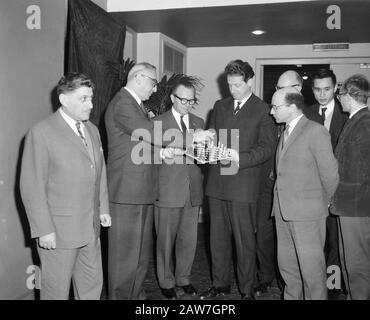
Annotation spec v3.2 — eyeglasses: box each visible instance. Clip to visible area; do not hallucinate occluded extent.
[336,93,346,101]
[275,84,301,91]
[139,74,158,88]
[173,94,197,106]
[271,103,290,110]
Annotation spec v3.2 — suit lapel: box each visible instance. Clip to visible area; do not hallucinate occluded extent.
[53,111,93,162]
[279,116,308,160]
[123,88,148,118]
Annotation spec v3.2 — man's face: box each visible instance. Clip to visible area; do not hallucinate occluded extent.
[312,77,337,106]
[338,91,351,113]
[137,68,158,101]
[276,73,302,92]
[270,91,292,123]
[227,75,251,101]
[171,85,196,116]
[60,86,93,121]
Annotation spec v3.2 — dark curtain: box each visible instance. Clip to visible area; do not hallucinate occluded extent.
[66,0,126,127]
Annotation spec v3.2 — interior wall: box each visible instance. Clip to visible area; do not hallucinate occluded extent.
[0,0,67,299]
[187,43,370,120]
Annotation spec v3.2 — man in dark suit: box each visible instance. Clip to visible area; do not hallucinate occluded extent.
[105,63,214,300]
[310,69,348,298]
[153,75,204,299]
[331,74,370,300]
[270,87,339,299]
[20,73,111,299]
[200,60,276,300]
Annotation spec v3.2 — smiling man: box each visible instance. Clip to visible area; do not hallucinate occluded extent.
[20,73,111,299]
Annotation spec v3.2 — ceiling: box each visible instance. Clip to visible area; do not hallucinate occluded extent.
[111,0,370,47]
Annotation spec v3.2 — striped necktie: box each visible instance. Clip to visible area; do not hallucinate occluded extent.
[234,101,242,115]
[180,115,187,133]
[75,121,87,146]
[281,124,290,150]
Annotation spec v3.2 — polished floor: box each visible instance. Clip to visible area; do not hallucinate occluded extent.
[133,221,281,300]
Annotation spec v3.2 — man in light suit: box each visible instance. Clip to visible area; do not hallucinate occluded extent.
[310,68,348,298]
[153,75,204,299]
[105,63,213,300]
[270,87,339,300]
[331,74,370,300]
[200,59,276,300]
[20,73,111,300]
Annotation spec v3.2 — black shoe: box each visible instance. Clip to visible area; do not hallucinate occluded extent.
[180,284,197,296]
[161,288,177,300]
[328,288,343,300]
[199,286,231,300]
[254,281,272,297]
[241,293,255,300]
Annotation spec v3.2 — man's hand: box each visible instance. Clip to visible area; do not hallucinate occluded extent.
[227,148,240,163]
[193,130,215,143]
[161,147,176,159]
[38,232,56,250]
[100,214,112,227]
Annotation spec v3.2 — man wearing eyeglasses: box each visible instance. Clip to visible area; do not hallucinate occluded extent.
[276,70,323,124]
[310,68,348,299]
[200,60,276,300]
[270,87,339,300]
[152,75,204,300]
[105,62,214,300]
[330,74,370,300]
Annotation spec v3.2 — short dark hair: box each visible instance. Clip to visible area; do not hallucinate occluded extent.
[341,74,370,104]
[171,74,203,96]
[57,72,94,95]
[311,68,337,86]
[284,91,305,110]
[224,59,255,82]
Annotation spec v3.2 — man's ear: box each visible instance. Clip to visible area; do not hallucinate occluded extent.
[246,78,253,87]
[334,83,338,93]
[59,93,68,106]
[170,94,175,104]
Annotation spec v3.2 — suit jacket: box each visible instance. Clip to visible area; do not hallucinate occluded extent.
[206,94,276,203]
[105,87,158,204]
[331,108,370,217]
[310,100,348,149]
[273,115,339,221]
[154,110,204,208]
[20,110,109,248]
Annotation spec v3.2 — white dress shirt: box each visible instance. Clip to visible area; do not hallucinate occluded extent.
[59,107,85,137]
[319,99,335,130]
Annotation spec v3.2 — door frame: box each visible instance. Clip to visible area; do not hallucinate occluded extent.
[255,56,370,98]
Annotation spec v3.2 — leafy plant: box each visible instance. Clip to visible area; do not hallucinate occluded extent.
[106,57,136,88]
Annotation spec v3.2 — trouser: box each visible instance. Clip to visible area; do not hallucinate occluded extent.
[209,197,257,295]
[37,236,103,300]
[108,203,153,300]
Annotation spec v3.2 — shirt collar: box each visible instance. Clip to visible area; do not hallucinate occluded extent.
[320,99,335,115]
[234,92,252,109]
[286,114,304,134]
[350,106,368,119]
[124,86,142,106]
[171,107,189,129]
[59,107,84,131]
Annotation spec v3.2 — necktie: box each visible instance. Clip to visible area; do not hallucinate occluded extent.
[281,124,290,150]
[75,121,87,146]
[321,107,327,122]
[140,102,149,118]
[234,101,242,115]
[180,115,187,133]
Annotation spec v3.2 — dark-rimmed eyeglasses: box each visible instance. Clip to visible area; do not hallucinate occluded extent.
[173,94,197,106]
[271,103,290,110]
[139,74,158,88]
[275,84,301,91]
[336,93,347,101]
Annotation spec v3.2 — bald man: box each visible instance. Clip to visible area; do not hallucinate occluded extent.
[276,70,323,124]
[270,87,339,300]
